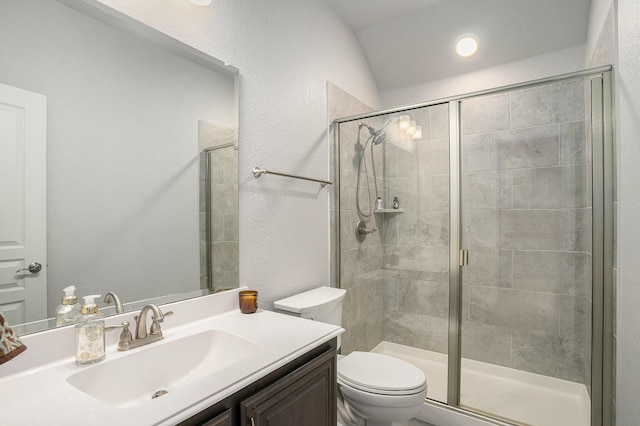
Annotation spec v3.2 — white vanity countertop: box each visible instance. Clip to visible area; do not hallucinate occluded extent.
[0,289,343,425]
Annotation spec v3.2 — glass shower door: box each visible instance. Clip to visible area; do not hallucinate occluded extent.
[457,79,592,425]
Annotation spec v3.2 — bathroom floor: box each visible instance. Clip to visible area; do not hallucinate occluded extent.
[372,342,590,426]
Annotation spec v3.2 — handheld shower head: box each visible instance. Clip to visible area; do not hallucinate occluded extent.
[360,120,390,145]
[373,131,386,145]
[354,117,393,221]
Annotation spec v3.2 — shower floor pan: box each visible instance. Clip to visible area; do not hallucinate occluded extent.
[371,341,590,426]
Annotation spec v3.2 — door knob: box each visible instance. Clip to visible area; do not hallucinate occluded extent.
[16,262,43,274]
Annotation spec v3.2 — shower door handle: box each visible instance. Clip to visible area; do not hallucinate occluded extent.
[459,250,469,267]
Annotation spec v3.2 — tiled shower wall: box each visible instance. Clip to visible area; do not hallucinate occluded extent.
[328,82,385,355]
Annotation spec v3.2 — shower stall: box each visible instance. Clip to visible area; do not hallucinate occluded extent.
[333,68,613,426]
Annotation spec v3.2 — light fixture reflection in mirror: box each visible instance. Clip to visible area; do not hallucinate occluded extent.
[1,0,238,336]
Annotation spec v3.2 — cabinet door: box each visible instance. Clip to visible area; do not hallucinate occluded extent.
[201,408,231,426]
[240,348,336,426]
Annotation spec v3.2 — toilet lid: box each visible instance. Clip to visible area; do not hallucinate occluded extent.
[338,352,426,395]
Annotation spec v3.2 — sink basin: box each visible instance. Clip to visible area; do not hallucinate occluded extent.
[66,329,260,407]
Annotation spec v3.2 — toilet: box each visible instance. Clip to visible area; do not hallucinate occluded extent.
[274,286,428,426]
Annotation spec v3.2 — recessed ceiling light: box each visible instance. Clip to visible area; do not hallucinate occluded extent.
[189,0,212,6]
[456,34,479,57]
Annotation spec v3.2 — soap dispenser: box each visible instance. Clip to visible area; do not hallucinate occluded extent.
[55,285,81,327]
[75,294,105,365]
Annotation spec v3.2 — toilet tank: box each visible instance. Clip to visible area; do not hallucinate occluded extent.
[274,286,346,326]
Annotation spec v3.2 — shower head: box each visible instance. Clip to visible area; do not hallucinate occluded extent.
[360,121,390,145]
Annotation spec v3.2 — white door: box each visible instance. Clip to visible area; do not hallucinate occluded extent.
[0,83,47,326]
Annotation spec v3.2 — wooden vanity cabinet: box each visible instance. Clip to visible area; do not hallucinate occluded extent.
[178,339,337,426]
[240,345,336,426]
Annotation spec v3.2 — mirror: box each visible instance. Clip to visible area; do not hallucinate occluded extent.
[0,0,239,335]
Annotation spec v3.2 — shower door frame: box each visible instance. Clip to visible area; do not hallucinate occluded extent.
[333,66,614,426]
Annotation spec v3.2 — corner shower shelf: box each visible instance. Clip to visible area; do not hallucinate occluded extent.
[374,209,405,213]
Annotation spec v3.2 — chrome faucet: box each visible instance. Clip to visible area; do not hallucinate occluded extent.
[107,304,173,351]
[104,292,124,314]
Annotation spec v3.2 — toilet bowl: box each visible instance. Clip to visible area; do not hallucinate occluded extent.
[337,351,427,426]
[274,287,428,426]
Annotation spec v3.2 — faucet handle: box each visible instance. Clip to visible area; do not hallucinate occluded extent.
[150,310,174,335]
[106,321,134,351]
[153,309,174,322]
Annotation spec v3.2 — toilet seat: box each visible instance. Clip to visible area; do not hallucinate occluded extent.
[338,352,427,396]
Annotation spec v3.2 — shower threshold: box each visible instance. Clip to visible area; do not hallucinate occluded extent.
[371,341,590,426]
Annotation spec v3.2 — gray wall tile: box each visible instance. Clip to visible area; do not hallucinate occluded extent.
[417,138,450,175]
[494,125,559,170]
[498,210,561,250]
[431,174,449,211]
[512,165,588,209]
[511,80,584,128]
[388,177,418,210]
[561,208,591,252]
[430,103,449,139]
[463,210,498,248]
[418,211,449,247]
[461,322,512,367]
[384,145,399,178]
[462,171,495,210]
[512,332,585,383]
[462,93,510,135]
[398,211,419,246]
[560,295,588,341]
[417,176,433,211]
[463,133,493,171]
[469,286,559,334]
[512,251,588,295]
[560,121,587,165]
[464,248,513,288]
[397,146,418,177]
[397,279,449,318]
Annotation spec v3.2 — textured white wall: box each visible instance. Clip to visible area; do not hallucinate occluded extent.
[615,0,640,423]
[380,45,585,108]
[94,0,380,309]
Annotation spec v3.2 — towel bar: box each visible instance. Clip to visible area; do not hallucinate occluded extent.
[252,167,333,188]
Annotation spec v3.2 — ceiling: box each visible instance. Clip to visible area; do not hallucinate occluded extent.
[325,0,592,92]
